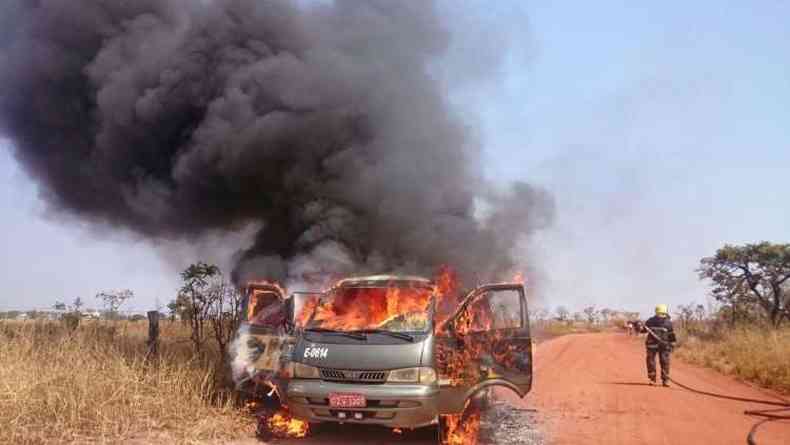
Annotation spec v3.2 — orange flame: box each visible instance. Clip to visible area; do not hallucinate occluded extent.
[260,408,309,439]
[244,400,261,412]
[435,265,459,297]
[434,265,461,330]
[295,295,320,327]
[296,283,432,332]
[436,276,500,387]
[441,402,481,445]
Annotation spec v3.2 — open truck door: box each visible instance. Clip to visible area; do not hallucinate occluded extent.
[245,283,288,332]
[236,283,292,395]
[436,283,532,414]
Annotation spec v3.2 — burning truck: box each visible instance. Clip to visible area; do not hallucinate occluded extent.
[0,2,551,441]
[234,273,533,443]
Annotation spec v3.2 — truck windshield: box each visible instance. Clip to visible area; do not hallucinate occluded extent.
[298,286,433,333]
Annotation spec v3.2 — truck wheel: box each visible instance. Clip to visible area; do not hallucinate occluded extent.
[308,422,325,435]
[438,401,484,444]
[472,388,492,410]
[255,410,275,441]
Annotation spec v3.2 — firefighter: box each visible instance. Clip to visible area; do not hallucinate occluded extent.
[645,304,676,387]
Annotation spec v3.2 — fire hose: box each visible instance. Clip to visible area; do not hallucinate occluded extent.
[642,325,790,445]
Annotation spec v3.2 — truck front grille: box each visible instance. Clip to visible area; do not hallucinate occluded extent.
[319,368,388,383]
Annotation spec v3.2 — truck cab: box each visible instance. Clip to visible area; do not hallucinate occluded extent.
[283,275,533,432]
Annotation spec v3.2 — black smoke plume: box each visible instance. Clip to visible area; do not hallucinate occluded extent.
[0,0,553,286]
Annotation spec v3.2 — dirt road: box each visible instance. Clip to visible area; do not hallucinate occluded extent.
[497,332,789,445]
[235,332,788,445]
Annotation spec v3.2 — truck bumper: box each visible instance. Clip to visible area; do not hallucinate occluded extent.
[286,379,439,428]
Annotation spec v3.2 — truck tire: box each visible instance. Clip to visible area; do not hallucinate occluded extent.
[471,387,492,410]
[308,421,328,435]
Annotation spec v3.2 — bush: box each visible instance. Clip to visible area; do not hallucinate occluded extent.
[61,313,81,331]
[676,325,790,394]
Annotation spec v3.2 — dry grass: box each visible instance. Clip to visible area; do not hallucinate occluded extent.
[0,320,255,444]
[676,325,790,394]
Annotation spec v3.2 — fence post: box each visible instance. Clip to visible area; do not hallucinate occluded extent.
[147,311,159,360]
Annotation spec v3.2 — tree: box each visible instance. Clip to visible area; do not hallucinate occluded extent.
[694,304,706,322]
[180,262,221,355]
[72,297,84,313]
[166,299,179,321]
[209,279,243,359]
[533,307,550,322]
[699,242,790,327]
[168,293,194,323]
[57,298,83,329]
[178,262,244,362]
[582,306,599,325]
[96,289,134,319]
[599,308,613,325]
[676,304,695,330]
[555,306,570,322]
[0,311,21,320]
[26,310,41,320]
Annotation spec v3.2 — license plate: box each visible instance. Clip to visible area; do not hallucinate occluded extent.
[328,393,366,408]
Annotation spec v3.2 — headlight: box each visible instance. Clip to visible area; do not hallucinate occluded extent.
[387,367,437,384]
[418,367,437,384]
[293,362,321,379]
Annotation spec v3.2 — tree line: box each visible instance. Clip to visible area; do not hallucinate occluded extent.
[531,305,640,326]
[530,242,789,330]
[5,262,244,362]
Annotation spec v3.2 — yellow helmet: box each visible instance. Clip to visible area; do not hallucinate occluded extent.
[655,304,669,317]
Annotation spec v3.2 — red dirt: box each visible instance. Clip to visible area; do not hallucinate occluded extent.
[496,332,789,445]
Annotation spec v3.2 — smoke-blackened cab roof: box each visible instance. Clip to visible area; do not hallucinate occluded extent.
[333,275,433,288]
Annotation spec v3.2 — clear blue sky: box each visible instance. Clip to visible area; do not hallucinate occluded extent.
[2,1,789,315]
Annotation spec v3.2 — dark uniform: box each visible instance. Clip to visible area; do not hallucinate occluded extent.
[644,315,676,385]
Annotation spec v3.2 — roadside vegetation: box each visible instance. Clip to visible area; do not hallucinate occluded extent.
[0,263,253,445]
[530,305,639,338]
[675,325,790,393]
[675,242,790,394]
